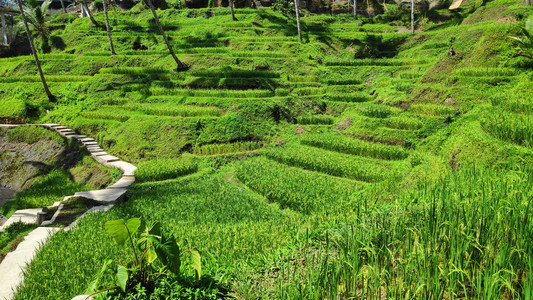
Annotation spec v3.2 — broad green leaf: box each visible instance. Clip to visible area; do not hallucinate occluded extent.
[148,222,161,237]
[144,246,158,265]
[105,218,141,247]
[126,218,141,236]
[191,248,202,280]
[154,232,181,275]
[105,219,128,247]
[116,265,129,292]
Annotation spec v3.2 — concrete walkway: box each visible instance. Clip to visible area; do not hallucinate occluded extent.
[0,208,45,231]
[0,123,137,300]
[0,227,60,300]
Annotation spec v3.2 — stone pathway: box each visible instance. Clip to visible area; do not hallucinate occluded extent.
[0,227,60,300]
[0,123,137,300]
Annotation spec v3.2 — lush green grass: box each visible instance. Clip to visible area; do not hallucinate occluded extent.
[0,222,38,259]
[481,108,533,147]
[236,157,364,214]
[268,166,533,299]
[135,158,198,182]
[6,126,64,144]
[299,133,409,160]
[192,141,263,155]
[0,169,89,218]
[14,175,301,299]
[266,143,405,182]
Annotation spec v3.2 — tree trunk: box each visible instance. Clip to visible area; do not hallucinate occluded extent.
[526,0,531,6]
[103,0,115,54]
[411,0,414,33]
[144,0,186,71]
[59,0,67,13]
[229,0,236,21]
[294,0,302,42]
[1,13,7,45]
[82,0,98,26]
[16,0,55,102]
[352,0,356,18]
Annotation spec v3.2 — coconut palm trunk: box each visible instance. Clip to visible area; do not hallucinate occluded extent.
[103,0,115,54]
[294,0,302,42]
[229,0,236,21]
[16,0,55,102]
[1,13,7,45]
[144,0,186,70]
[352,0,356,18]
[82,0,98,26]
[411,0,414,33]
[59,0,66,13]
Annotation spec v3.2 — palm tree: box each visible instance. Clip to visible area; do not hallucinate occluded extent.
[411,0,414,33]
[23,0,52,52]
[510,16,533,59]
[82,0,98,26]
[294,0,302,42]
[59,0,66,13]
[229,0,236,21]
[16,0,55,102]
[102,0,115,54]
[143,0,186,70]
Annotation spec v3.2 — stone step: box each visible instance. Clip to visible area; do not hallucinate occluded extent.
[70,135,86,140]
[53,126,68,131]
[0,208,44,232]
[87,146,102,151]
[91,152,108,157]
[40,123,60,129]
[80,138,95,143]
[106,161,137,177]
[95,155,120,164]
[107,178,135,189]
[74,189,127,203]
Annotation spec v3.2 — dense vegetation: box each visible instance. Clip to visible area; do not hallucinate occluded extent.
[0,0,532,298]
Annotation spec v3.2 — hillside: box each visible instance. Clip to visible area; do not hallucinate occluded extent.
[1,0,533,298]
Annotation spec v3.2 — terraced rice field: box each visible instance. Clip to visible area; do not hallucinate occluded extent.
[2,3,533,299]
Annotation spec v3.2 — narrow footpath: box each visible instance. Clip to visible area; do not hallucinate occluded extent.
[0,123,137,300]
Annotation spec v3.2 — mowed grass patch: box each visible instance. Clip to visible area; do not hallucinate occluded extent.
[236,157,364,214]
[300,133,409,160]
[266,143,404,182]
[135,158,198,182]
